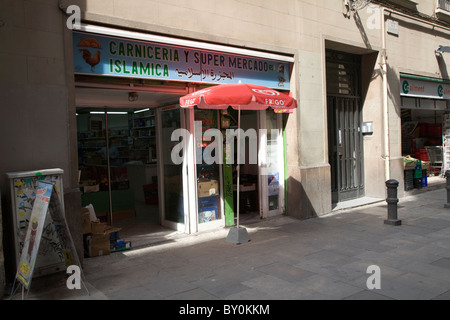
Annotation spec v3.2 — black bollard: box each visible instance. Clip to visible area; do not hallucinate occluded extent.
[384,179,401,226]
[445,171,450,208]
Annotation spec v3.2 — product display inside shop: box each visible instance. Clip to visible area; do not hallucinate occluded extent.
[195,109,223,224]
[401,106,447,191]
[195,108,260,225]
[77,108,158,222]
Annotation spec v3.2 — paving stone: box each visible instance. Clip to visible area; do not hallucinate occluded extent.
[293,274,362,299]
[354,250,415,269]
[345,238,395,253]
[168,288,220,300]
[256,262,315,282]
[224,287,279,300]
[371,278,440,300]
[432,290,450,300]
[405,217,450,231]
[191,276,252,299]
[431,258,450,269]
[396,272,450,296]
[141,273,198,298]
[399,261,450,283]
[242,274,294,292]
[344,289,393,300]
[12,188,450,301]
[105,285,162,300]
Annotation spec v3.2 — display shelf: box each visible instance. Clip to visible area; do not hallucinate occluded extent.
[77,109,158,202]
[130,109,157,164]
[78,134,133,167]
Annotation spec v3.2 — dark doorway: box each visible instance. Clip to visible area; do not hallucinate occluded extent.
[326,50,364,204]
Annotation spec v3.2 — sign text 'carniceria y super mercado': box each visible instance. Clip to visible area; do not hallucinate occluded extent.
[400,75,450,99]
[73,31,290,89]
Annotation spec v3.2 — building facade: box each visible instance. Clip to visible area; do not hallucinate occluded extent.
[0,0,449,292]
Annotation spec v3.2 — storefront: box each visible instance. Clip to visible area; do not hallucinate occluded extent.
[400,74,450,190]
[73,24,295,235]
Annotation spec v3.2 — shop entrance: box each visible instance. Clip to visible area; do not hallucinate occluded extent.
[75,85,187,247]
[77,107,159,223]
[191,107,285,231]
[401,97,448,190]
[191,108,261,231]
[76,87,287,241]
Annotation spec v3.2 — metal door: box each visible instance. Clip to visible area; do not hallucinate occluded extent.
[326,50,364,203]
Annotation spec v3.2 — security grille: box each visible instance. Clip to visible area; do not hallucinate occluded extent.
[326,50,365,203]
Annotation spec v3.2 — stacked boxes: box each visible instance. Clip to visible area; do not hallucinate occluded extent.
[82,205,131,257]
[197,179,219,223]
[197,180,219,223]
[197,180,218,198]
[198,195,219,223]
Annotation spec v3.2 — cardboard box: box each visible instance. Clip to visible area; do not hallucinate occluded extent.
[83,184,99,193]
[197,179,219,198]
[82,209,91,234]
[403,156,418,170]
[80,180,100,193]
[91,221,107,234]
[87,234,110,257]
[85,226,122,257]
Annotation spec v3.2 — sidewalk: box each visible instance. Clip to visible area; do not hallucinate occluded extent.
[7,187,450,300]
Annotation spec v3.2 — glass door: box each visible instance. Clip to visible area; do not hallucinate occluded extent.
[259,110,285,218]
[157,106,186,231]
[77,109,138,225]
[193,108,224,232]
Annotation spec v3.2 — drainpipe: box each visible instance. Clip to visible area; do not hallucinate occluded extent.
[381,7,390,182]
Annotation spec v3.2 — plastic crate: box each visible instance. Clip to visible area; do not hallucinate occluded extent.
[404,170,414,191]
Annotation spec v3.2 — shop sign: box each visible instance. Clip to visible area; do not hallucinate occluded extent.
[400,76,450,99]
[73,31,290,89]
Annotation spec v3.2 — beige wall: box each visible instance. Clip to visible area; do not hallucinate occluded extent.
[0,0,72,185]
[0,0,83,282]
[0,0,447,222]
[45,1,450,214]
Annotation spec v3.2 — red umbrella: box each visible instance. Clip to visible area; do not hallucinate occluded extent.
[179,83,297,243]
[179,83,297,113]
